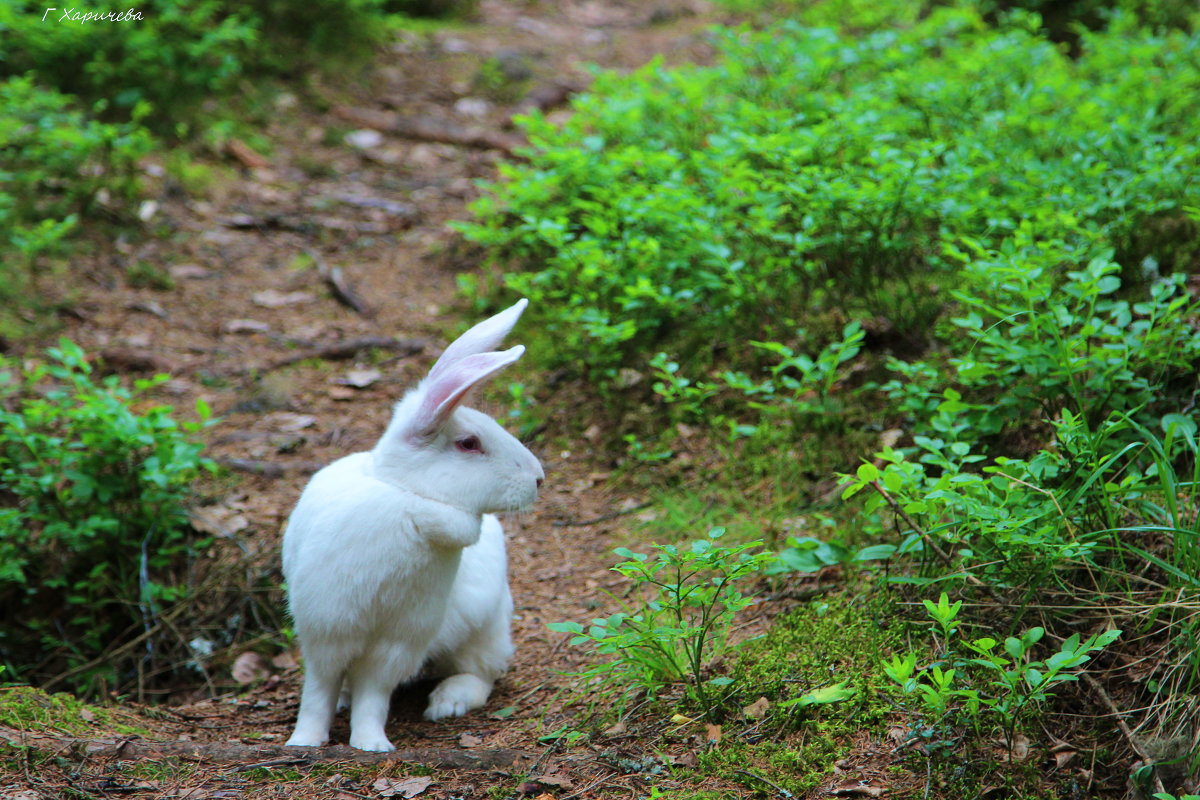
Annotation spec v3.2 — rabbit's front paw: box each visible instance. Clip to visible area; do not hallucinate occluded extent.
[349,729,396,752]
[285,730,328,747]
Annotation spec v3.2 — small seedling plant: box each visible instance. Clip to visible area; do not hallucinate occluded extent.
[549,528,774,721]
[884,592,1121,755]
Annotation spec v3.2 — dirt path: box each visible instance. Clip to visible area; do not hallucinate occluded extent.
[16,2,748,797]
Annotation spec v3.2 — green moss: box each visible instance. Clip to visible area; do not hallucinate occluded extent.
[651,593,905,797]
[696,738,845,796]
[736,590,900,717]
[0,686,148,737]
[120,759,199,782]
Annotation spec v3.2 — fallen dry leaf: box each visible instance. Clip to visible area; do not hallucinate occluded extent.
[169,263,210,280]
[373,776,433,798]
[705,723,723,743]
[1054,749,1076,768]
[1007,733,1030,761]
[271,651,299,671]
[831,781,884,797]
[602,720,627,737]
[532,774,573,789]
[329,386,358,401]
[226,138,269,169]
[459,733,484,748]
[336,368,382,388]
[231,651,270,684]
[742,696,771,719]
[252,289,315,308]
[223,318,271,334]
[189,507,250,537]
[270,412,318,432]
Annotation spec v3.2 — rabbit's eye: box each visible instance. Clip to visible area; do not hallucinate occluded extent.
[455,435,484,454]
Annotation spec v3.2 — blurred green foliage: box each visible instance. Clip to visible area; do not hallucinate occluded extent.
[458,8,1200,384]
[0,340,216,693]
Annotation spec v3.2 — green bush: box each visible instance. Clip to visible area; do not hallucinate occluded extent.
[886,234,1200,453]
[459,10,1200,385]
[0,75,153,281]
[0,340,216,692]
[0,2,257,128]
[0,1,401,132]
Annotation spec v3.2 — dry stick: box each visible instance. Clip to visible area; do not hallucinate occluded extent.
[551,501,653,528]
[252,336,425,374]
[0,725,526,770]
[1080,673,1168,796]
[217,458,325,479]
[734,769,795,799]
[305,248,372,317]
[225,757,313,773]
[332,105,525,154]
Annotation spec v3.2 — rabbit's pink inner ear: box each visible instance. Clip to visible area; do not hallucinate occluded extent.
[428,299,528,383]
[410,347,525,439]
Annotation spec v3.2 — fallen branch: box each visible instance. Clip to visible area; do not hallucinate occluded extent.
[217,458,325,479]
[251,336,425,374]
[333,106,525,154]
[552,501,653,528]
[0,725,525,770]
[305,248,373,317]
[1080,673,1167,796]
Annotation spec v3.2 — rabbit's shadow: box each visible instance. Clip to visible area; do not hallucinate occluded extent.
[326,677,445,740]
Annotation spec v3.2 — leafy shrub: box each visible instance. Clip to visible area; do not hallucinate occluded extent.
[0,75,153,280]
[459,10,1200,385]
[0,340,216,692]
[0,2,258,128]
[548,528,773,720]
[0,0,401,132]
[886,235,1200,454]
[884,592,1121,754]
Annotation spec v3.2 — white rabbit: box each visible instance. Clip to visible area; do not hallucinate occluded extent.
[282,299,543,752]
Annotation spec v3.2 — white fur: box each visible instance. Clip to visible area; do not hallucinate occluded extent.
[282,301,540,752]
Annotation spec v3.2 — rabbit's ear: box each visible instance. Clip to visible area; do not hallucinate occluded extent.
[428,299,528,382]
[409,346,525,439]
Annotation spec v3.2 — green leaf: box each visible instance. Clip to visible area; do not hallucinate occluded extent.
[781,681,856,709]
[853,544,897,562]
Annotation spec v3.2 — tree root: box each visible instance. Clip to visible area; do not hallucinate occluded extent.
[0,725,526,770]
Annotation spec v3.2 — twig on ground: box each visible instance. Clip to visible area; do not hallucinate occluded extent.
[226,757,312,773]
[734,769,795,798]
[333,105,526,154]
[251,336,425,374]
[552,501,653,527]
[217,458,325,479]
[1080,672,1167,796]
[305,248,373,317]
